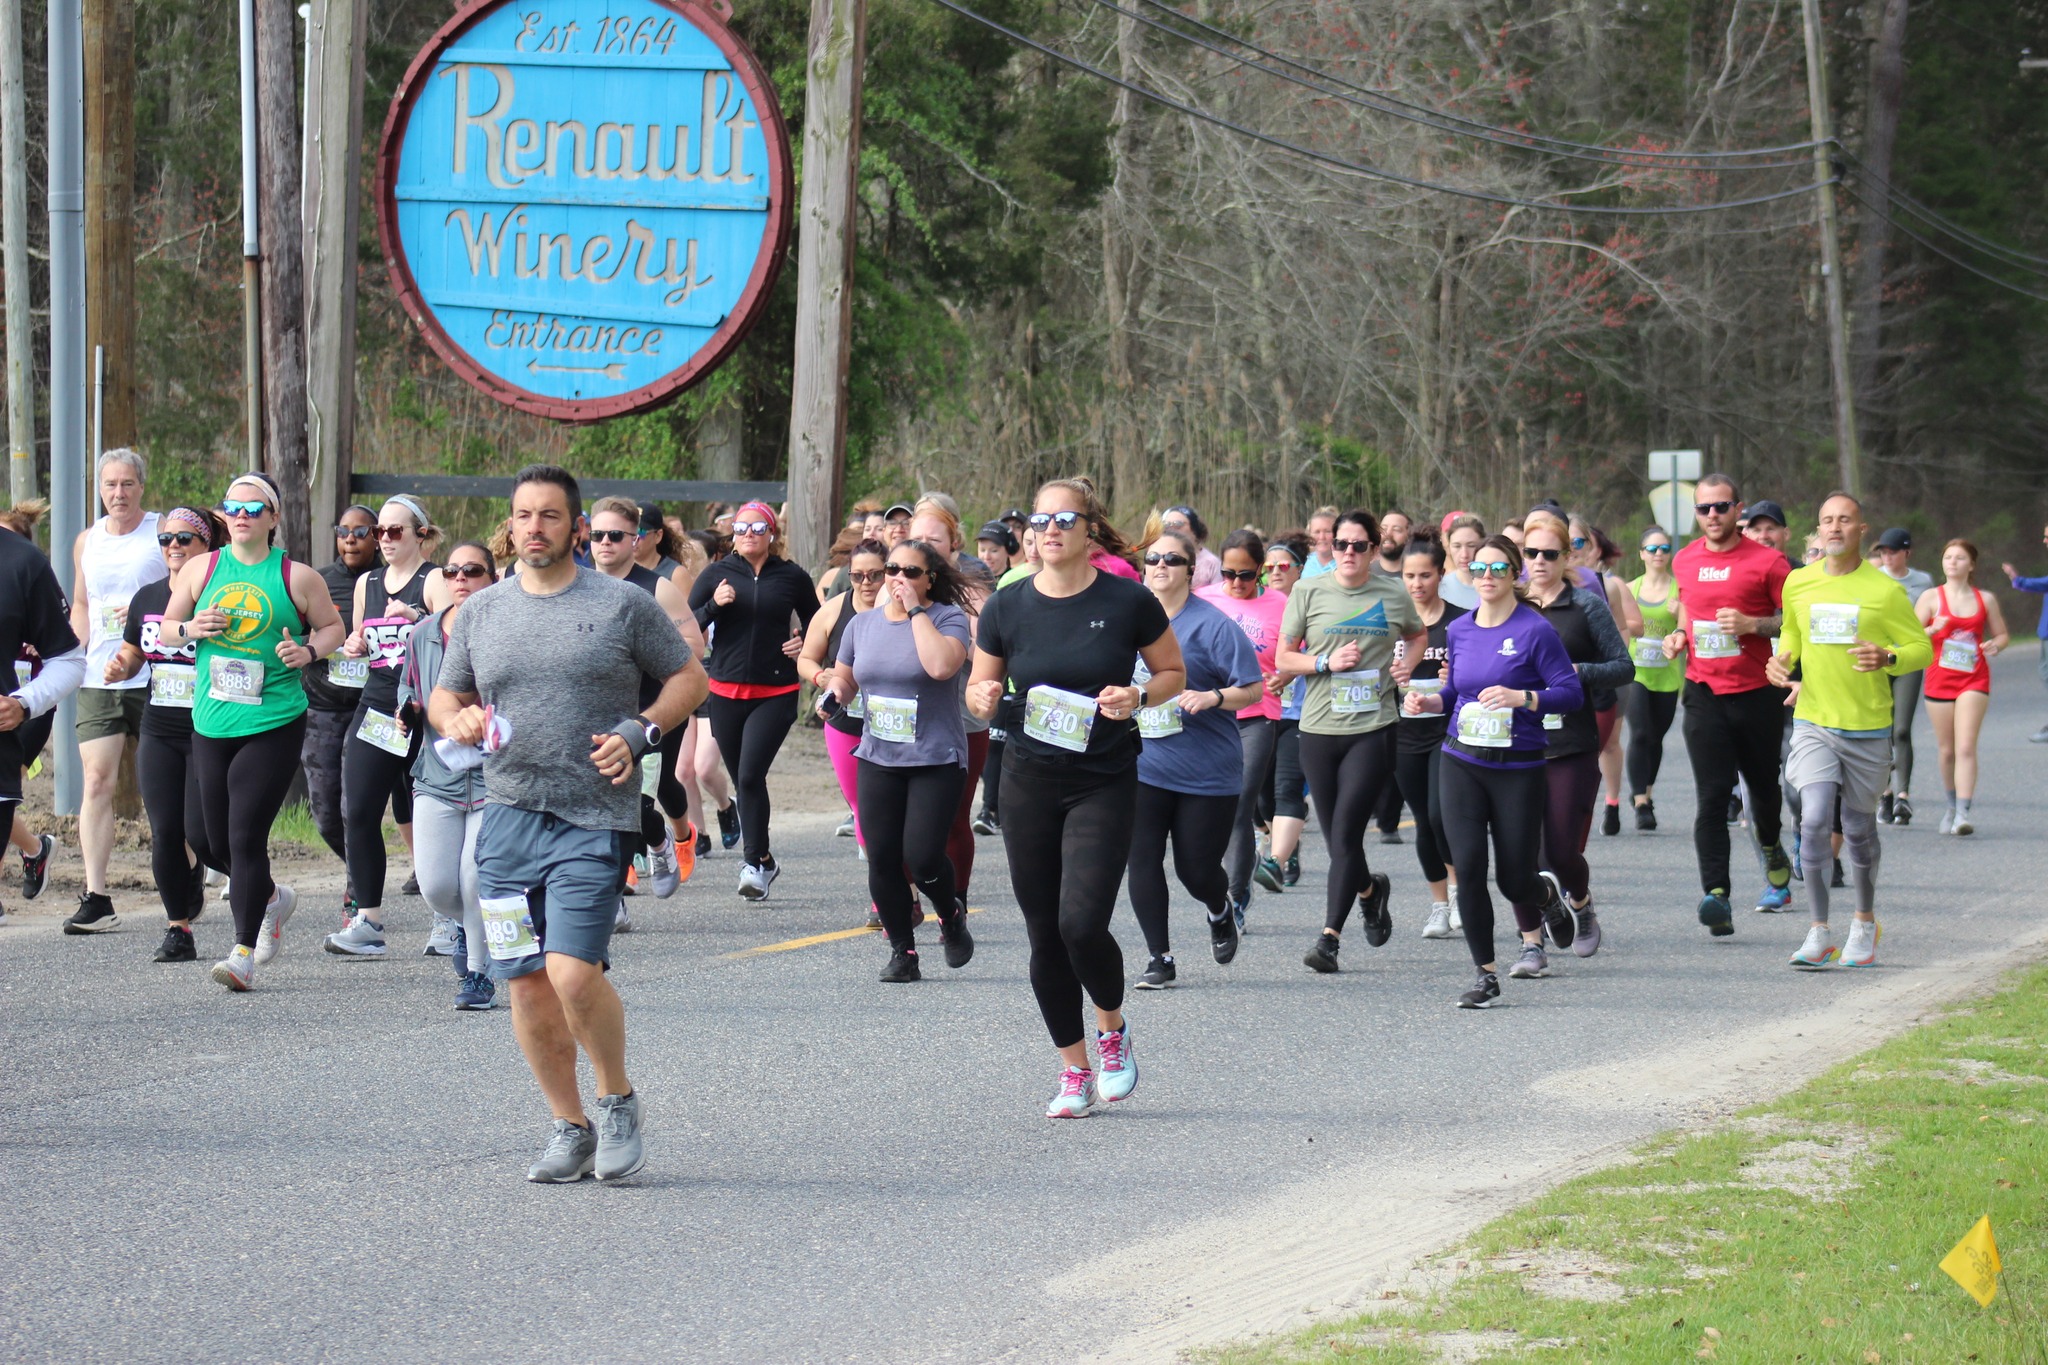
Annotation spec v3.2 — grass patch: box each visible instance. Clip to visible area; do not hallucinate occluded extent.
[1205,967,2048,1365]
[268,802,400,855]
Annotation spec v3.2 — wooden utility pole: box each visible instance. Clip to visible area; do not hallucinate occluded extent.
[784,0,867,572]
[83,0,135,453]
[302,0,367,567]
[255,0,309,554]
[1799,0,1862,497]
[1,0,34,503]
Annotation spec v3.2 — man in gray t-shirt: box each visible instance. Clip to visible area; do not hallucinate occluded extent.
[429,466,706,1186]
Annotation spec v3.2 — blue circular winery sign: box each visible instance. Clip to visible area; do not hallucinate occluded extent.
[377,0,791,420]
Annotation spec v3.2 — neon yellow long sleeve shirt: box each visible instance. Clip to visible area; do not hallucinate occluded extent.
[1779,559,1935,732]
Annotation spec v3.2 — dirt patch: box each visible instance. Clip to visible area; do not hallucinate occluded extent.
[1735,1128,1874,1198]
[1853,1058,2048,1087]
[1319,1328,1571,1362]
[1483,1249,1634,1302]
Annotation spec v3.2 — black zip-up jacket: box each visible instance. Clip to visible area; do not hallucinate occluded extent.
[688,553,820,688]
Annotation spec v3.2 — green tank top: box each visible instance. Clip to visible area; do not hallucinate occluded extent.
[193,547,310,737]
[1628,575,1682,694]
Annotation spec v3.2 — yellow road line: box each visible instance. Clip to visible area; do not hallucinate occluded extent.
[725,906,989,960]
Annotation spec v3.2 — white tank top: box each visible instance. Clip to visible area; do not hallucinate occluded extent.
[84,512,167,690]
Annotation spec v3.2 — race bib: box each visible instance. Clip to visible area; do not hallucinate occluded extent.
[479,892,540,962]
[843,690,866,721]
[1691,619,1739,660]
[95,603,124,639]
[327,653,370,689]
[1134,701,1182,739]
[1542,711,1564,731]
[866,694,919,745]
[206,655,266,705]
[1808,603,1860,646]
[1632,637,1668,667]
[148,663,196,710]
[1939,634,1980,673]
[1330,668,1381,716]
[1401,677,1444,719]
[356,707,410,757]
[1023,684,1096,753]
[14,659,32,689]
[1455,702,1513,748]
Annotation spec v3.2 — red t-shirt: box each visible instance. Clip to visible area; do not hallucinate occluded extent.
[1672,535,1790,693]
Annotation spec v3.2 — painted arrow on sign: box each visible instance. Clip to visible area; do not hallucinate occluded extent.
[528,359,627,380]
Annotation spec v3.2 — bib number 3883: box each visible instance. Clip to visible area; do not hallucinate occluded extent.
[1023,685,1097,753]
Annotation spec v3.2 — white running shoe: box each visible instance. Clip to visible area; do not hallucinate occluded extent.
[614,899,634,934]
[1097,1026,1138,1103]
[1843,918,1881,968]
[647,828,681,899]
[737,859,779,901]
[1952,813,1975,837]
[322,912,388,957]
[423,913,461,958]
[1045,1067,1097,1119]
[1790,923,1837,969]
[1448,902,1463,932]
[1421,902,1455,939]
[252,885,297,966]
[211,944,255,991]
[216,874,232,902]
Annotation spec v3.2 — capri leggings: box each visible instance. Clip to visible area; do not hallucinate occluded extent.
[342,722,416,912]
[704,690,798,865]
[1625,686,1679,797]
[858,759,964,949]
[1436,754,1547,971]
[193,716,307,950]
[1269,718,1306,821]
[137,729,223,921]
[824,725,862,846]
[413,793,486,974]
[652,725,689,824]
[1128,782,1237,958]
[1392,744,1449,884]
[999,756,1136,1049]
[1223,716,1278,901]
[1297,726,1398,934]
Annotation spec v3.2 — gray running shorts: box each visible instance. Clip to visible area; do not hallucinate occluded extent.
[474,804,630,981]
[1785,721,1891,815]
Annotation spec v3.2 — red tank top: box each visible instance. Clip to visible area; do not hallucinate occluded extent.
[1924,585,1990,699]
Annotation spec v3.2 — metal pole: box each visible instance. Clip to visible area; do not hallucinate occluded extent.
[48,0,85,816]
[239,0,261,474]
[1,0,33,505]
[1799,0,1861,497]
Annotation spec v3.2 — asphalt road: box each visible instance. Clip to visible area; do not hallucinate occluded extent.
[9,655,2048,1362]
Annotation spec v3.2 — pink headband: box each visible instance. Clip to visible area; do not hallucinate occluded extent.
[737,502,777,534]
[165,507,213,544]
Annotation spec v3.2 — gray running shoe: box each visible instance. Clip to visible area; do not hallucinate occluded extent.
[252,885,296,966]
[1507,941,1549,979]
[1421,902,1455,939]
[737,857,779,901]
[646,828,681,899]
[322,912,388,957]
[594,1091,646,1181]
[836,811,857,838]
[423,913,461,957]
[527,1119,597,1183]
[614,900,633,934]
[2032,724,2048,745]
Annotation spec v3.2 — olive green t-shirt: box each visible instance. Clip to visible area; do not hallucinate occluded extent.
[1280,574,1423,736]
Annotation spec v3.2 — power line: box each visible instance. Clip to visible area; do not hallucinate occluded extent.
[928,0,1832,216]
[1838,181,2048,302]
[1841,152,2048,273]
[1123,0,1836,165]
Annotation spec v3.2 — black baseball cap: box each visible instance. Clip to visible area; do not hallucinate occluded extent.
[1876,527,1912,551]
[999,508,1028,527]
[637,502,665,534]
[884,502,915,521]
[1741,499,1787,528]
[977,520,1018,553]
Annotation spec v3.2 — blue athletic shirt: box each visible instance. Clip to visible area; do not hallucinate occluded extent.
[1134,594,1262,796]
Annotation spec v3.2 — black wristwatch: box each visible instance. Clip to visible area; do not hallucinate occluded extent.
[905,604,928,619]
[1884,649,1898,669]
[1212,687,1226,709]
[614,715,662,759]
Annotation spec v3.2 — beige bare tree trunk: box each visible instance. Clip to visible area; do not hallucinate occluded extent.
[256,0,309,554]
[302,0,367,568]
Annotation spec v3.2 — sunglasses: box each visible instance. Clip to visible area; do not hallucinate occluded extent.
[442,562,491,579]
[1333,538,1373,554]
[1641,543,1672,554]
[1695,500,1736,516]
[1471,561,1515,578]
[884,563,926,579]
[334,525,373,540]
[848,569,884,584]
[1524,547,1563,561]
[1144,552,1190,568]
[1570,537,1589,550]
[1028,511,1083,532]
[590,528,633,544]
[157,531,202,547]
[1219,568,1261,582]
[733,520,771,536]
[375,524,412,540]
[220,499,269,518]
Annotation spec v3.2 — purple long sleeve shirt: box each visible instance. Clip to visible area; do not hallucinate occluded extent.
[1438,602,1585,769]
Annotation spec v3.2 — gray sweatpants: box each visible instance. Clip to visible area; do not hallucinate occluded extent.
[412,792,487,974]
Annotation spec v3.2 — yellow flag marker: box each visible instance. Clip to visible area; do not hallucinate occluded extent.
[1939,1215,2001,1307]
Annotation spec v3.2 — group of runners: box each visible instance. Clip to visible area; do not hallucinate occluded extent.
[0,457,2028,1179]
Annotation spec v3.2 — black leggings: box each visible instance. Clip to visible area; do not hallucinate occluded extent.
[652,724,689,823]
[857,758,964,950]
[999,756,1135,1049]
[1625,686,1680,798]
[1298,726,1398,933]
[1681,682,1787,894]
[138,729,223,921]
[704,690,798,865]
[1374,771,1403,834]
[1393,744,1450,884]
[1223,717,1278,900]
[1437,754,1548,971]
[1128,782,1237,958]
[1517,751,1601,913]
[193,716,307,950]
[343,711,416,912]
[300,705,352,865]
[979,731,1005,819]
[1263,718,1306,822]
